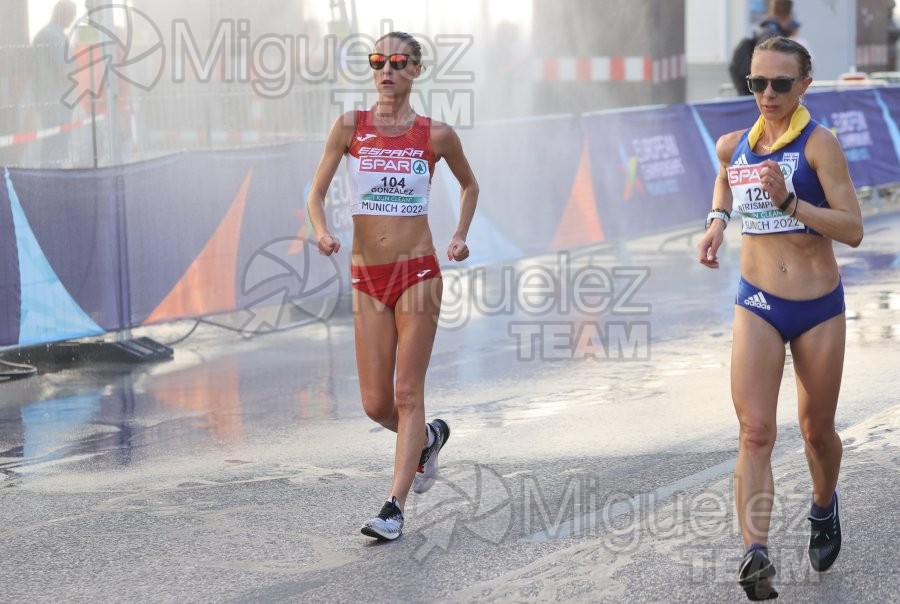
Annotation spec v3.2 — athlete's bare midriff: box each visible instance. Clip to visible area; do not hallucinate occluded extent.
[741,233,839,300]
[351,214,436,265]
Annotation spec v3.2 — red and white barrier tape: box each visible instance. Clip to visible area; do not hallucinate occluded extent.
[0,114,106,149]
[536,54,686,83]
[856,44,889,68]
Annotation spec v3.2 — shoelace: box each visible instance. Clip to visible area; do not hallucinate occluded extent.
[377,500,402,521]
[418,425,440,466]
[809,512,837,538]
[740,550,770,577]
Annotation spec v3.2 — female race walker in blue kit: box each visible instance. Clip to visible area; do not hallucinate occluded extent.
[697,36,863,600]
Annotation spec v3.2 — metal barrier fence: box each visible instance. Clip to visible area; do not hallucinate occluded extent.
[0,38,347,170]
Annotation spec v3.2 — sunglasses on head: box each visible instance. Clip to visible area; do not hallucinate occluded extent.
[745,76,799,94]
[368,53,417,70]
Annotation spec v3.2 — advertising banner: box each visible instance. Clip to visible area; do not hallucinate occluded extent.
[458,115,585,256]
[691,98,760,145]
[2,87,899,348]
[584,104,717,240]
[803,88,900,188]
[1,170,20,346]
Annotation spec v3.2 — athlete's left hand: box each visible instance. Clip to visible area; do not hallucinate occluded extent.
[448,237,469,261]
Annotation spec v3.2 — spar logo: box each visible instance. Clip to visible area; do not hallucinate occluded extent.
[359,157,429,175]
[360,157,413,174]
[358,147,427,174]
[781,152,799,177]
[728,164,765,186]
[728,161,794,185]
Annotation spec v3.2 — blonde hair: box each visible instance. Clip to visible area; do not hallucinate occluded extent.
[755,35,812,77]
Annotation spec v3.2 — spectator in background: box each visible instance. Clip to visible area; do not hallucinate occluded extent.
[731,0,800,96]
[295,19,334,130]
[32,0,77,167]
[759,0,798,40]
[481,21,532,119]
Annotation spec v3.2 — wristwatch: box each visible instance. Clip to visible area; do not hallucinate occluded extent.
[705,209,730,230]
[778,192,796,213]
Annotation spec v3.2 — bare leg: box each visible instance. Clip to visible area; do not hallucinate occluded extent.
[389,277,442,509]
[791,313,845,508]
[731,307,786,548]
[354,290,399,430]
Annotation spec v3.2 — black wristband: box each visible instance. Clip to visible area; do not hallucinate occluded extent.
[778,192,796,212]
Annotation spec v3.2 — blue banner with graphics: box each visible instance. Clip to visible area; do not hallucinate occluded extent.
[2,87,900,348]
[694,90,900,190]
[802,88,900,188]
[1,171,21,346]
[870,88,900,174]
[584,104,718,240]
[690,98,760,144]
[456,115,585,258]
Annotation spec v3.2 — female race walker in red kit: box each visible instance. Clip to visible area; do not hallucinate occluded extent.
[307,31,478,540]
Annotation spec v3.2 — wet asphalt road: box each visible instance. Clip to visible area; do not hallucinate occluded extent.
[1,211,899,603]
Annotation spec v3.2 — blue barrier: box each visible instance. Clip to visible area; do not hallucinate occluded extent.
[2,88,899,348]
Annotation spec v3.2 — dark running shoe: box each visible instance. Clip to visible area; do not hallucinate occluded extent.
[412,419,450,494]
[738,548,779,601]
[361,497,404,541]
[808,492,841,572]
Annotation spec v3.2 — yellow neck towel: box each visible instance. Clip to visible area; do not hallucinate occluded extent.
[747,105,811,153]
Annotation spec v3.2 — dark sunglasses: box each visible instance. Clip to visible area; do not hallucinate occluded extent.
[745,76,799,94]
[368,53,417,70]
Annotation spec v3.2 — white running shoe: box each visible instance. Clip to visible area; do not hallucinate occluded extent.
[412,419,449,494]
[360,497,404,541]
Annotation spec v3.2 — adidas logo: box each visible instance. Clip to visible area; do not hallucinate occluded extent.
[744,291,771,310]
[734,154,749,166]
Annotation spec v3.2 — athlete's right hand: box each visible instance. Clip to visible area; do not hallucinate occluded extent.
[697,226,724,269]
[317,233,341,256]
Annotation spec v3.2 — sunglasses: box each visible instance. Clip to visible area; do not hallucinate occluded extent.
[368,53,417,70]
[745,76,799,94]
